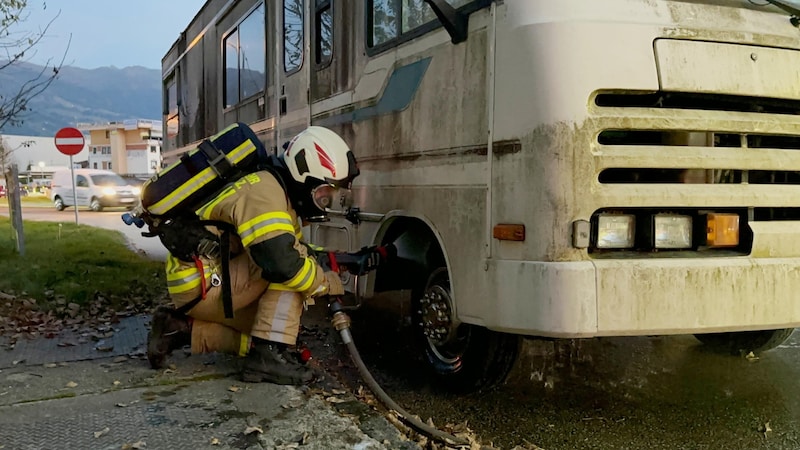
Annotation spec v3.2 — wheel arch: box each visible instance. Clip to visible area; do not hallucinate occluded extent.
[365,211,452,300]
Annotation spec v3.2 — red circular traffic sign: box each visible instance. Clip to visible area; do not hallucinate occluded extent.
[54,127,85,155]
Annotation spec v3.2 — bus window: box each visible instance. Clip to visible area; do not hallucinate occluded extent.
[284,0,304,72]
[163,74,179,147]
[315,0,333,66]
[370,0,398,47]
[402,0,436,33]
[224,30,239,108]
[223,4,266,108]
[239,4,266,99]
[370,0,474,48]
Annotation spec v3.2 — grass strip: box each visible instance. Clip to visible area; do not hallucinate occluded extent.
[0,216,166,309]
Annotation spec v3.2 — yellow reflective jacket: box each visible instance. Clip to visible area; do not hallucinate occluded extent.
[164,170,325,303]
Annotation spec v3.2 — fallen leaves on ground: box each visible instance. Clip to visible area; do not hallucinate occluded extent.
[371,398,510,450]
[355,385,378,407]
[0,289,169,349]
[759,421,772,438]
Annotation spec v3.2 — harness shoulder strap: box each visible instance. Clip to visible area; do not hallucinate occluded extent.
[219,227,233,319]
[198,139,236,180]
[197,219,235,319]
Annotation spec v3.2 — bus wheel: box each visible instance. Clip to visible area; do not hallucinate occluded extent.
[694,328,794,355]
[414,267,520,393]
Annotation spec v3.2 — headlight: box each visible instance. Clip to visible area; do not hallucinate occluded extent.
[653,214,692,249]
[131,187,141,196]
[596,214,636,249]
[101,187,116,196]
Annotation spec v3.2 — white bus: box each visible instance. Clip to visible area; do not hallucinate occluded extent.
[162,0,800,392]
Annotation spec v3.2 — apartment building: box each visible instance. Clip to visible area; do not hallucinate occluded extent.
[78,119,163,176]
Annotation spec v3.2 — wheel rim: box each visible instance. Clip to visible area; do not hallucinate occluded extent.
[54,199,62,209]
[419,276,468,371]
[91,199,100,210]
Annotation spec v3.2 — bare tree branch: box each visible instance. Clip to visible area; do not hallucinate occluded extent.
[0,0,68,132]
[0,134,34,172]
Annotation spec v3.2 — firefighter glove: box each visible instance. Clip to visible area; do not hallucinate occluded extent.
[350,245,394,275]
[323,271,345,296]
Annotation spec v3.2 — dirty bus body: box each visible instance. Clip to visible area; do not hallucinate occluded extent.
[162,0,800,391]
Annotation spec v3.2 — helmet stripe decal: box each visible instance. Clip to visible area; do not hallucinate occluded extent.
[314,142,337,178]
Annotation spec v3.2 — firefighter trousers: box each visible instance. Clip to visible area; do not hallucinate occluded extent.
[172,253,306,356]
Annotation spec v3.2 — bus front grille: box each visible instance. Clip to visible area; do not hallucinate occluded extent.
[592,90,800,222]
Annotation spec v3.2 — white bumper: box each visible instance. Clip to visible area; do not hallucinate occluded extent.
[483,255,800,338]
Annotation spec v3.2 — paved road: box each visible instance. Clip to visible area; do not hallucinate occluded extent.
[0,203,167,261]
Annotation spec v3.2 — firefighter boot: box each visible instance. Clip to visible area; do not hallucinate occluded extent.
[147,306,191,369]
[241,339,314,385]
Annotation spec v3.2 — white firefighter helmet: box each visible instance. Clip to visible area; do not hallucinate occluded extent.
[282,126,358,188]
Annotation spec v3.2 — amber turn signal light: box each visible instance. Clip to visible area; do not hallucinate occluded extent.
[493,224,525,241]
[707,213,739,247]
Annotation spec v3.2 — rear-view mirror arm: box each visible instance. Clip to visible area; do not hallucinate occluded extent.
[423,0,469,44]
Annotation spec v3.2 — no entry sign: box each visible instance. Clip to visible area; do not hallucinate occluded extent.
[54,127,85,155]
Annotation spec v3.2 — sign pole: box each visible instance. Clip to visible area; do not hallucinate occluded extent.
[54,126,86,226]
[6,164,25,255]
[69,155,79,225]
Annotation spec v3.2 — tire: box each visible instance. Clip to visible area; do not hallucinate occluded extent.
[694,328,795,355]
[54,197,65,211]
[90,198,103,212]
[413,268,520,393]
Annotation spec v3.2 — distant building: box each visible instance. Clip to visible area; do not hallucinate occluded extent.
[0,134,82,170]
[0,134,82,187]
[78,119,163,177]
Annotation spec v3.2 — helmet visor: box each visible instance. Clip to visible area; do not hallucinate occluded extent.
[311,184,353,211]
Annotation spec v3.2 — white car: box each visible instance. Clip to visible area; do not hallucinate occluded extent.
[51,169,140,212]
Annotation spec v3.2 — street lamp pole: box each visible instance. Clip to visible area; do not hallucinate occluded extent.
[38,161,45,192]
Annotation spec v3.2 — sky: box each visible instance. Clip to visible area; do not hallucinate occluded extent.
[7,0,207,69]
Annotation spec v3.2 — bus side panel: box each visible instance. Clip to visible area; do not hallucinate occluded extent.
[340,25,492,323]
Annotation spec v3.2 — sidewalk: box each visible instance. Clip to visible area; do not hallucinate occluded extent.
[0,313,420,450]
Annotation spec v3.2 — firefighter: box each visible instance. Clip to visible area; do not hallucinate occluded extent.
[147,126,359,385]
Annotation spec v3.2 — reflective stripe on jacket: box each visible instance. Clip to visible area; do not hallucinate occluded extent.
[194,170,324,296]
[165,254,210,296]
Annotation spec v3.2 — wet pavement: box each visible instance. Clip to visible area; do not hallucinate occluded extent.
[330,296,800,450]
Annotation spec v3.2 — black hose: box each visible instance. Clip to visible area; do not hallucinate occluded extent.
[339,329,469,446]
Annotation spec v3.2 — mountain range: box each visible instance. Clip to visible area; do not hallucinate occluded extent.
[0,61,161,137]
